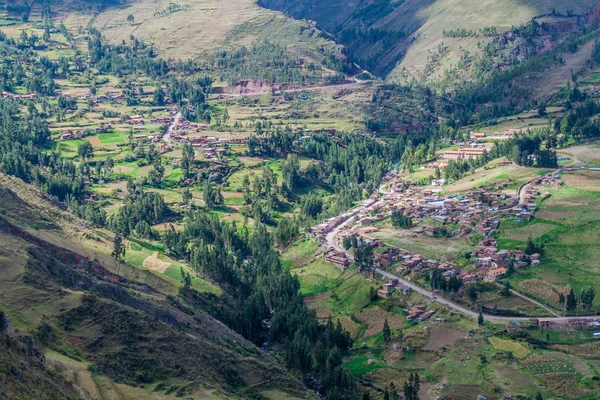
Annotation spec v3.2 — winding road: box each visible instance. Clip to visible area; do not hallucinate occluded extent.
[324,174,599,324]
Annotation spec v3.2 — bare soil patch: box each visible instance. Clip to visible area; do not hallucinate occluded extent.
[152,222,182,232]
[423,326,464,351]
[143,251,171,273]
[86,136,102,148]
[223,192,244,198]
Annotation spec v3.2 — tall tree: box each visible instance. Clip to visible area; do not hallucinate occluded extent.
[566,288,578,312]
[383,318,391,343]
[112,231,125,263]
[354,239,374,272]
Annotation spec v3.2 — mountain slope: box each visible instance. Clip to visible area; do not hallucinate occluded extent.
[259,0,600,79]
[0,172,311,400]
[54,0,348,73]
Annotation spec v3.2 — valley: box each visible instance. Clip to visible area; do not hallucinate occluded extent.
[3,0,600,400]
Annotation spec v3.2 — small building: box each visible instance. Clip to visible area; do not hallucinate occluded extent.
[487,267,507,278]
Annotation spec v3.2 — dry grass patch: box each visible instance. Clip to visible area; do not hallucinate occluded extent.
[304,292,332,319]
[355,307,403,338]
[517,279,570,307]
[555,341,600,359]
[403,327,430,350]
[535,210,578,221]
[86,136,103,148]
[488,337,530,359]
[334,316,361,340]
[365,368,408,388]
[562,172,600,192]
[503,223,556,240]
[536,373,588,399]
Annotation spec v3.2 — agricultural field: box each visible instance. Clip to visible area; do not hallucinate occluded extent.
[444,163,550,195]
[500,170,600,309]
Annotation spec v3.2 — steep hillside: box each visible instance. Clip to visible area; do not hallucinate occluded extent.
[52,0,350,75]
[259,0,600,79]
[0,312,79,400]
[0,173,311,400]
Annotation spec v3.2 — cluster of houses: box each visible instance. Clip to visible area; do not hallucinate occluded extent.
[406,305,435,321]
[315,168,566,302]
[472,237,541,281]
[59,129,89,140]
[469,130,519,141]
[2,91,36,101]
[93,92,126,103]
[535,317,600,331]
[442,147,488,161]
[323,248,351,270]
[377,279,412,298]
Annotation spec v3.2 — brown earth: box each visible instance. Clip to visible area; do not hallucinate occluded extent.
[423,326,465,351]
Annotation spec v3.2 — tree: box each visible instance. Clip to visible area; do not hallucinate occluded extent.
[112,231,125,263]
[182,187,192,205]
[282,154,301,191]
[153,86,165,106]
[467,285,478,303]
[478,310,484,326]
[127,13,135,22]
[343,236,352,250]
[566,288,578,312]
[581,287,595,309]
[383,318,391,343]
[78,140,93,160]
[180,266,192,290]
[202,181,223,209]
[535,392,543,400]
[369,287,377,302]
[354,239,374,272]
[242,174,252,204]
[403,372,420,400]
[501,281,511,297]
[537,103,547,117]
[181,144,194,178]
[559,292,565,306]
[391,210,413,229]
[525,236,542,255]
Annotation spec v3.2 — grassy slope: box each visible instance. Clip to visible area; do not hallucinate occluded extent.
[0,173,309,400]
[60,0,344,66]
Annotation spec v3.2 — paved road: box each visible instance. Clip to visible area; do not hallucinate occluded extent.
[517,169,562,205]
[162,111,181,143]
[323,179,600,323]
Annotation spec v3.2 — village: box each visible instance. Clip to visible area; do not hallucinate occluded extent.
[312,157,567,319]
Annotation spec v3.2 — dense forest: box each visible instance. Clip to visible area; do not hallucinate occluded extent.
[163,214,358,399]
